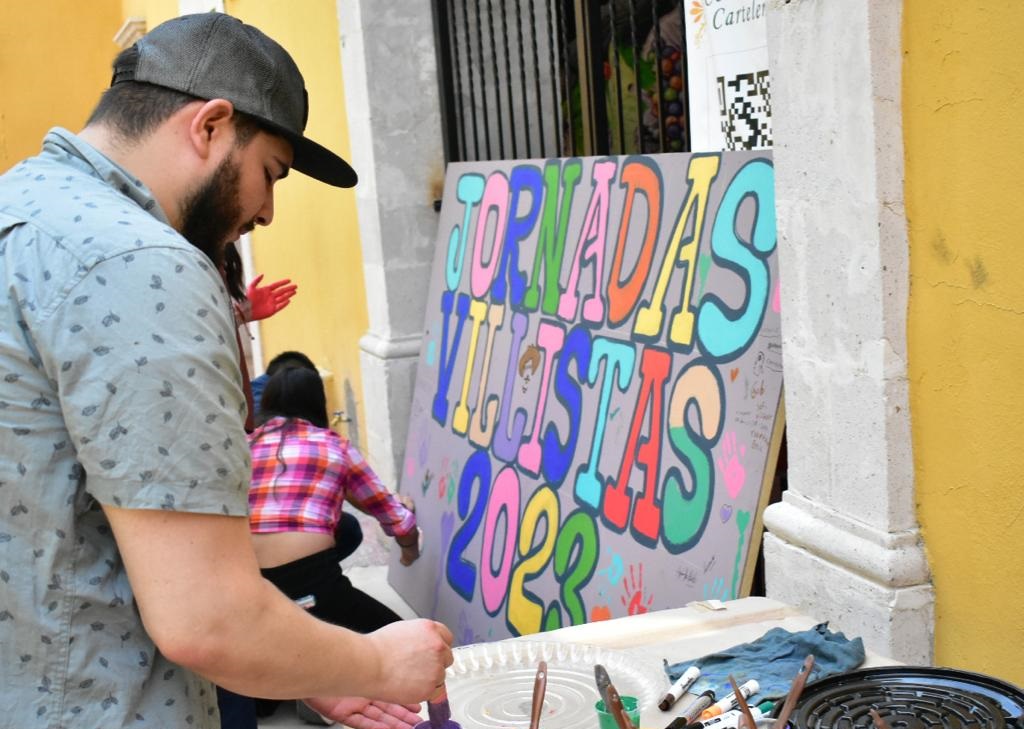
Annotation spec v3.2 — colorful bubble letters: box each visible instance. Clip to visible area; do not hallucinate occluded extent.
[391,151,785,644]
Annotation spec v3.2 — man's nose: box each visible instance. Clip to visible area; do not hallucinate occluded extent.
[255,193,275,227]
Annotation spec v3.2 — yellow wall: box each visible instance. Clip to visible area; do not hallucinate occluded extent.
[904,1,1024,685]
[3,1,370,445]
[120,0,178,28]
[224,0,369,449]
[0,0,122,171]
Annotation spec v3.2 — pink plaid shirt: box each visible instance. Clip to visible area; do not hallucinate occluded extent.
[248,416,415,537]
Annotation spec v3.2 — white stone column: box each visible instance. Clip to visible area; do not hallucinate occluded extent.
[337,1,444,487]
[762,0,934,663]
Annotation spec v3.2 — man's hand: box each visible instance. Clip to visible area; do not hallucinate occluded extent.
[246,274,297,321]
[303,697,423,729]
[366,619,453,703]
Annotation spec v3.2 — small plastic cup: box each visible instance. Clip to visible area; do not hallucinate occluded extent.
[595,695,641,729]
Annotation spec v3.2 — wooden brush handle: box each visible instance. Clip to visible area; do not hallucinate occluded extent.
[606,684,635,729]
[529,661,547,729]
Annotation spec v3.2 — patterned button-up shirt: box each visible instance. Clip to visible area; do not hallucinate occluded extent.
[249,417,415,538]
[0,128,251,728]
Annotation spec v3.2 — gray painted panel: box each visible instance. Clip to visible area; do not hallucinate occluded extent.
[389,151,783,645]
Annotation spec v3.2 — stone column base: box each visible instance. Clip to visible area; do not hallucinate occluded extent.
[764,500,934,664]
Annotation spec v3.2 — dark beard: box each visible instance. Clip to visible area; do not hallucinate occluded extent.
[179,155,244,269]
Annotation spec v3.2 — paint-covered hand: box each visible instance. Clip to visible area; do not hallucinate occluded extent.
[396,526,421,566]
[303,697,422,729]
[399,542,420,566]
[397,494,416,513]
[246,274,297,321]
[367,619,454,703]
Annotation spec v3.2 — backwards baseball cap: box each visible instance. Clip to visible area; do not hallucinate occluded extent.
[112,12,356,188]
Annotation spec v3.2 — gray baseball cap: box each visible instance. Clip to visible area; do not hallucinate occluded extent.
[113,12,357,188]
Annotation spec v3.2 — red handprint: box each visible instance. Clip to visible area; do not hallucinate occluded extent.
[619,563,654,616]
[246,274,297,321]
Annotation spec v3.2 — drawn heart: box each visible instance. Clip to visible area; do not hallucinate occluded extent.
[720,504,733,522]
[730,368,739,381]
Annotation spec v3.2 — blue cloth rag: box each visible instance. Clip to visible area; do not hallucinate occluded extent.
[663,623,865,702]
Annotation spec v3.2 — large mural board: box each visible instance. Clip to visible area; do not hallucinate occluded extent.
[389,150,784,644]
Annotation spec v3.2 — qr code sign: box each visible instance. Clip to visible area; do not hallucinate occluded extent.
[716,70,772,150]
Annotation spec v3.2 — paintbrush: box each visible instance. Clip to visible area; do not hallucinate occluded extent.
[595,664,614,714]
[771,655,815,729]
[868,708,892,729]
[605,680,636,729]
[427,683,452,729]
[529,660,548,729]
[728,674,758,729]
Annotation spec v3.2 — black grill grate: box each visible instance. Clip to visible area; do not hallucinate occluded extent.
[777,668,1024,729]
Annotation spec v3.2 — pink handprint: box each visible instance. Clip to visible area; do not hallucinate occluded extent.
[717,431,748,499]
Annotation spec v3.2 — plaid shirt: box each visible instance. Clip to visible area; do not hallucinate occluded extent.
[248,416,415,537]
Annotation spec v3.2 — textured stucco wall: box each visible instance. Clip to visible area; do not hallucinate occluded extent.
[338,0,445,486]
[121,0,178,28]
[0,0,122,173]
[903,0,1024,685]
[762,0,933,663]
[225,0,370,450]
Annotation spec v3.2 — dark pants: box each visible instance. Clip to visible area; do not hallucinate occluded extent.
[217,687,257,729]
[333,511,363,563]
[220,513,366,728]
[259,546,401,633]
[253,540,401,720]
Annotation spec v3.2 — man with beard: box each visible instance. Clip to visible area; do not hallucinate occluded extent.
[0,12,452,729]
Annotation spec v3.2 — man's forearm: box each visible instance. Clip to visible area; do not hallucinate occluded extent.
[167,574,381,699]
[103,506,450,704]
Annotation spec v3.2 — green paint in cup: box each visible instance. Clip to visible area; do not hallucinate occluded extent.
[595,695,640,729]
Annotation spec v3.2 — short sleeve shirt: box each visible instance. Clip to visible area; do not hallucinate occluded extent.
[0,128,250,728]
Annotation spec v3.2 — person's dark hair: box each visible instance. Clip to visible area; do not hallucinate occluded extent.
[221,242,246,302]
[259,366,329,429]
[86,47,263,146]
[254,367,329,483]
[266,350,318,376]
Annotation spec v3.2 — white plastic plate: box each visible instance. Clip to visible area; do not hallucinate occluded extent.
[445,640,667,729]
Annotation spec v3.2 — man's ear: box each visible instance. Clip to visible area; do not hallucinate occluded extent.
[187,99,236,161]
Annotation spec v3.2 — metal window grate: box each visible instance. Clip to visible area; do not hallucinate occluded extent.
[432,0,692,163]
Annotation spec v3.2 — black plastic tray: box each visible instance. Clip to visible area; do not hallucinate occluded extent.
[772,666,1024,729]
